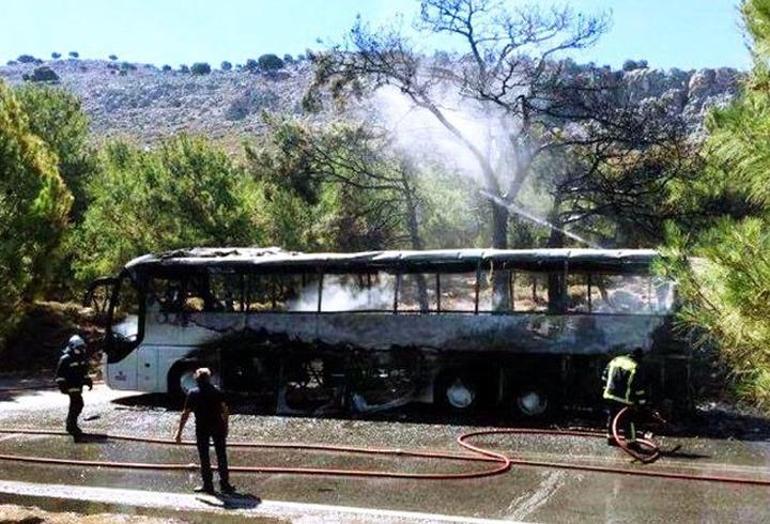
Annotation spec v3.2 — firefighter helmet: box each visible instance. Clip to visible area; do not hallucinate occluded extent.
[67,335,86,350]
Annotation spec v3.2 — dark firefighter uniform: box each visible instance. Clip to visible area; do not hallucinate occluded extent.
[55,335,93,437]
[602,352,646,445]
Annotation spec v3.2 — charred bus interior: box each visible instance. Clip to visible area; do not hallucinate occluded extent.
[92,248,690,419]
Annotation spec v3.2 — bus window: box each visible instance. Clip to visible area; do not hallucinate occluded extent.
[651,277,675,313]
[591,275,651,314]
[566,274,590,313]
[209,270,244,312]
[147,276,185,313]
[398,273,437,312]
[247,273,307,311]
[146,273,214,313]
[437,273,476,312]
[511,272,548,312]
[478,269,512,312]
[111,275,141,343]
[318,272,393,312]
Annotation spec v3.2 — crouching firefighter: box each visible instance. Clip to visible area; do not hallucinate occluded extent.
[55,335,93,439]
[602,348,647,447]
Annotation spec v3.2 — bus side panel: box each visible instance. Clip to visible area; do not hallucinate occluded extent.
[104,349,138,390]
[239,312,666,355]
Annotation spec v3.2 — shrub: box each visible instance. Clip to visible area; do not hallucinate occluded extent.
[120,61,137,71]
[68,51,79,59]
[108,54,118,61]
[179,64,190,73]
[6,60,18,66]
[283,54,294,64]
[258,53,284,71]
[190,62,211,75]
[245,59,258,72]
[25,66,60,83]
[622,59,648,71]
[51,52,61,59]
[220,60,232,71]
[225,88,279,121]
[72,136,262,282]
[17,55,36,64]
[14,82,97,247]
[162,64,172,72]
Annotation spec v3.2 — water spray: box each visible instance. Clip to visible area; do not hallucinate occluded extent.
[479,190,601,249]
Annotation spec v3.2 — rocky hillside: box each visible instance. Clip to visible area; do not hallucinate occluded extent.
[0,58,742,144]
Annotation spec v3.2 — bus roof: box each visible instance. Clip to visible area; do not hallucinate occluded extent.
[124,247,661,274]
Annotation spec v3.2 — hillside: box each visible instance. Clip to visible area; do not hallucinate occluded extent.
[0,58,742,144]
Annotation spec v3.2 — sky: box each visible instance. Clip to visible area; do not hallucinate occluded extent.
[0,0,751,70]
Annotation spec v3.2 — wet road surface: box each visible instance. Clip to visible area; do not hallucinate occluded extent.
[1,384,770,522]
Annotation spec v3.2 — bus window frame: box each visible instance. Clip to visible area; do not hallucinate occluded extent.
[105,269,146,361]
[128,263,672,318]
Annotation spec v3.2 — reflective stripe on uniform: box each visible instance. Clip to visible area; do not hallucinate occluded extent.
[602,356,637,404]
[67,388,81,393]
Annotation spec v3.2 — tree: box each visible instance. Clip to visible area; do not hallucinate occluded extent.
[14,84,96,222]
[24,66,60,83]
[660,0,770,410]
[72,136,263,283]
[179,64,190,73]
[51,52,61,59]
[162,64,172,72]
[311,1,609,252]
[221,60,232,71]
[245,58,259,72]
[0,81,72,346]
[310,0,611,306]
[17,55,36,64]
[258,53,284,71]
[108,54,118,61]
[531,93,696,247]
[68,51,79,59]
[245,118,411,251]
[191,62,212,75]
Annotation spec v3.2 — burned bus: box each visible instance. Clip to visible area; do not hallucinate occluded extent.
[89,247,689,417]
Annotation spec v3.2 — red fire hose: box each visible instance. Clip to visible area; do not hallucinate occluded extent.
[1,421,770,486]
[611,406,661,464]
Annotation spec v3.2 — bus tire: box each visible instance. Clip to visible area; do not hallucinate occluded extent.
[513,382,556,418]
[435,370,483,413]
[167,362,200,400]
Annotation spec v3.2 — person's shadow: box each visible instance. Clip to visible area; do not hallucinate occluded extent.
[73,432,109,444]
[196,492,261,510]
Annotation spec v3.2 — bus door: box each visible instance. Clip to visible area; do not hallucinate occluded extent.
[136,346,159,391]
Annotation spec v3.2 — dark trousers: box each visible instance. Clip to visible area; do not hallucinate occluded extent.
[605,400,636,441]
[66,392,84,433]
[196,430,229,488]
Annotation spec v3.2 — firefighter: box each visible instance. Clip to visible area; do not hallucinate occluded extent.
[602,347,646,446]
[55,335,93,440]
[174,368,235,495]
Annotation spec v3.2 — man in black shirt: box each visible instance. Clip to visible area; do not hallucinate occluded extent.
[174,368,235,494]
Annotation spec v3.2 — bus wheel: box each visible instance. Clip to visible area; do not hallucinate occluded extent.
[436,372,481,412]
[168,363,220,399]
[514,385,552,418]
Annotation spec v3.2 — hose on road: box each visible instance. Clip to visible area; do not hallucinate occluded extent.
[2,421,770,486]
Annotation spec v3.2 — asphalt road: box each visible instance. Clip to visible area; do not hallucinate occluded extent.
[1,383,769,522]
